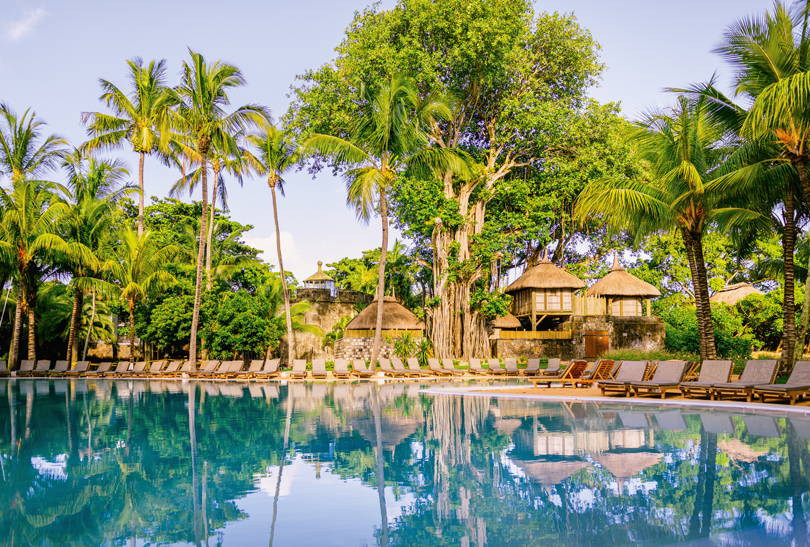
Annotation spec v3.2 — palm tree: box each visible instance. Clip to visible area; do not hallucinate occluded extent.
[171,49,267,366]
[346,263,378,294]
[77,230,177,360]
[61,152,132,362]
[576,96,762,360]
[307,75,465,366]
[244,122,299,366]
[82,58,175,236]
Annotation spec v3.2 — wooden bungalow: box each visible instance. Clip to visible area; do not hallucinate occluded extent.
[586,254,660,317]
[343,296,425,338]
[710,282,762,306]
[505,250,586,330]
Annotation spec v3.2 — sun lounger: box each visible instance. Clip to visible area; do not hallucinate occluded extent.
[523,359,541,376]
[486,359,505,375]
[584,359,615,381]
[679,360,734,398]
[290,359,307,379]
[443,359,464,376]
[352,359,376,378]
[406,358,426,377]
[753,360,810,405]
[379,358,407,377]
[468,358,488,375]
[533,360,590,388]
[223,361,246,378]
[255,359,280,379]
[618,411,650,428]
[127,361,149,377]
[107,361,131,377]
[333,359,352,378]
[391,358,415,377]
[28,360,52,377]
[147,360,167,376]
[17,360,35,376]
[630,360,689,399]
[538,358,562,377]
[710,360,779,402]
[655,411,688,431]
[160,360,183,377]
[234,359,264,379]
[193,360,222,378]
[0,361,8,378]
[311,359,328,379]
[50,360,70,376]
[742,415,781,438]
[504,358,520,376]
[598,361,649,397]
[66,361,90,376]
[428,358,452,376]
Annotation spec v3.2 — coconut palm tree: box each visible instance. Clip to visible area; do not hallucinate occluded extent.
[82,58,175,237]
[77,230,177,360]
[244,122,299,366]
[171,49,267,366]
[61,151,133,362]
[307,75,466,366]
[576,96,763,360]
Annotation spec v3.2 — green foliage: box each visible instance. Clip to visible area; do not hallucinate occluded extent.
[391,332,417,359]
[415,337,433,368]
[469,288,512,320]
[204,290,280,358]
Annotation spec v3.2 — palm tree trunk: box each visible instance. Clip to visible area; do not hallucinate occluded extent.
[129,299,137,361]
[189,151,209,368]
[205,164,219,291]
[26,285,37,361]
[782,188,798,368]
[138,151,145,237]
[270,387,293,547]
[681,230,708,360]
[68,289,83,362]
[371,384,389,547]
[10,281,22,370]
[690,232,717,359]
[82,289,96,360]
[370,190,389,367]
[271,182,295,367]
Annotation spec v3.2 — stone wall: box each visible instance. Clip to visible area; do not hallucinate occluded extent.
[334,337,395,360]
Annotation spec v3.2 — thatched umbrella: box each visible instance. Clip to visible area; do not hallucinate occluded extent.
[586,253,660,316]
[710,283,762,306]
[592,450,662,494]
[491,313,521,329]
[344,296,424,332]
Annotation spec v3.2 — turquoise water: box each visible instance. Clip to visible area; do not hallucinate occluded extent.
[1,379,809,546]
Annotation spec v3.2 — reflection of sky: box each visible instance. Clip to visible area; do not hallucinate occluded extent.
[30,454,67,481]
[217,454,415,546]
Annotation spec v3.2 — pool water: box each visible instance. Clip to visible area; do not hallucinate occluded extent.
[2,379,810,546]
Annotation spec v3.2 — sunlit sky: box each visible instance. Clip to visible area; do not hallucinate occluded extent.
[0,0,772,280]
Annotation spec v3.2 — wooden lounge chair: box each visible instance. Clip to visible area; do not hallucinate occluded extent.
[220,361,244,379]
[583,359,615,381]
[504,358,520,376]
[234,360,264,379]
[350,359,375,378]
[630,360,689,399]
[468,358,488,375]
[254,359,280,380]
[392,358,416,377]
[146,360,167,376]
[681,361,701,382]
[710,360,779,402]
[66,361,90,376]
[532,360,590,388]
[380,358,407,377]
[50,360,70,376]
[538,358,562,377]
[606,360,622,379]
[289,359,307,379]
[128,361,149,377]
[679,360,734,398]
[333,359,353,378]
[106,361,131,377]
[29,360,52,377]
[17,360,35,376]
[405,358,426,377]
[597,361,649,397]
[443,359,464,376]
[0,361,8,378]
[486,358,505,375]
[428,358,452,376]
[192,360,222,378]
[753,360,810,405]
[160,360,184,378]
[311,359,328,379]
[523,359,541,376]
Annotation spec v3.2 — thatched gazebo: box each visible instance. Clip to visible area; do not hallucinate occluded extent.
[492,312,521,330]
[586,253,661,317]
[505,250,586,330]
[710,283,762,306]
[511,457,590,491]
[344,296,424,338]
[592,450,663,494]
[350,417,420,451]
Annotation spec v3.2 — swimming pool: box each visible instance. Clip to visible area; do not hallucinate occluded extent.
[2,378,808,546]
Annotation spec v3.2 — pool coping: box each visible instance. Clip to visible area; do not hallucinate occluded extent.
[420,385,810,417]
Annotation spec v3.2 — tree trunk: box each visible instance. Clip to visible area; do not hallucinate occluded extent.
[10,281,22,370]
[681,230,708,360]
[271,181,295,367]
[205,163,219,291]
[370,189,389,367]
[26,284,37,361]
[138,151,145,237]
[129,299,137,362]
[371,384,389,547]
[68,289,84,362]
[782,188,798,368]
[690,231,717,359]
[189,151,209,368]
[795,249,810,361]
[82,289,96,360]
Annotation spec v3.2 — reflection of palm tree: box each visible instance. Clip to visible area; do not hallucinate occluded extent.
[189,383,201,546]
[371,384,389,547]
[787,421,808,547]
[688,429,717,539]
[270,387,294,546]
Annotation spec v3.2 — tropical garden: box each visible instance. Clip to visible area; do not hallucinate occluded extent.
[0,0,808,370]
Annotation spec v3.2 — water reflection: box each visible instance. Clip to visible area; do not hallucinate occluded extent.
[1,379,809,546]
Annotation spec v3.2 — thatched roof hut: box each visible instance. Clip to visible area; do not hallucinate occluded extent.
[350,416,420,451]
[494,418,523,436]
[592,450,662,493]
[505,250,586,327]
[586,254,660,317]
[491,313,521,329]
[344,296,424,332]
[511,457,590,488]
[710,283,762,306]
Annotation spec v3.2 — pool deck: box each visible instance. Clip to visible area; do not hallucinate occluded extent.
[420,385,810,416]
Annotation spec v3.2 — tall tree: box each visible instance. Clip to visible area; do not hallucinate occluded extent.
[245,122,299,366]
[171,49,267,366]
[307,75,464,367]
[82,58,175,236]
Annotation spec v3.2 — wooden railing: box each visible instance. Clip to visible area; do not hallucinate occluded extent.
[344,329,424,339]
[573,295,608,316]
[499,330,572,340]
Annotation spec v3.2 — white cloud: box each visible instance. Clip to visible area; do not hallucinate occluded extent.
[3,7,48,42]
[245,232,312,281]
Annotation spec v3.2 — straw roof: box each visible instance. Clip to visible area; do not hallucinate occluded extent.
[586,254,661,298]
[505,250,586,293]
[511,457,590,486]
[492,313,521,329]
[494,418,523,436]
[592,450,662,492]
[304,261,334,282]
[345,296,425,330]
[350,417,420,450]
[710,283,762,306]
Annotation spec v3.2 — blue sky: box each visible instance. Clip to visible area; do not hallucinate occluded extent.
[0,0,772,280]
